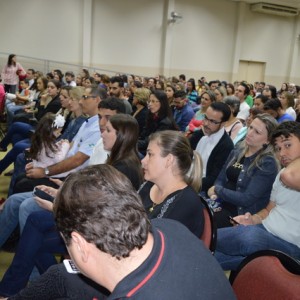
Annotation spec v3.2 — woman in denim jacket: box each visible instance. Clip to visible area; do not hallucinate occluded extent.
[208,113,280,228]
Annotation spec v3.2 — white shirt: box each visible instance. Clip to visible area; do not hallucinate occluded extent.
[65,115,101,175]
[286,107,296,121]
[89,138,109,165]
[263,171,300,248]
[195,127,225,177]
[237,101,250,121]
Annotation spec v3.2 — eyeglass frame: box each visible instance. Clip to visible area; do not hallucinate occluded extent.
[203,114,223,125]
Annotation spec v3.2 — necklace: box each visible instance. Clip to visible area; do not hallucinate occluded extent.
[149,202,158,212]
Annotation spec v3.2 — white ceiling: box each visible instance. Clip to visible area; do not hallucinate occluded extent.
[230,0,300,9]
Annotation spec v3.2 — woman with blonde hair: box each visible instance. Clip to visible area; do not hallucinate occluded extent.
[214,86,227,102]
[132,87,150,135]
[140,130,204,236]
[208,113,280,228]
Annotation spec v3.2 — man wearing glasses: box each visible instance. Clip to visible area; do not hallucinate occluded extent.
[190,102,233,193]
[15,86,103,192]
[172,90,194,132]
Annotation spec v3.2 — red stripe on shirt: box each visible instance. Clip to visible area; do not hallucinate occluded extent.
[126,230,165,297]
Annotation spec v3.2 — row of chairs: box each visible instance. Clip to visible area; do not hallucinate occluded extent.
[199,197,300,300]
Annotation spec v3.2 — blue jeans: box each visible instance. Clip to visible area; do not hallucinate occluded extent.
[0,192,42,248]
[215,224,300,271]
[6,102,25,127]
[0,210,67,297]
[8,152,27,197]
[0,122,33,149]
[0,139,30,174]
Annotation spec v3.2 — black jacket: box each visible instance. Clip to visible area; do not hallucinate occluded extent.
[189,129,234,193]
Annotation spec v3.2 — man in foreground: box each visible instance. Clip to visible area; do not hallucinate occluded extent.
[6,165,235,299]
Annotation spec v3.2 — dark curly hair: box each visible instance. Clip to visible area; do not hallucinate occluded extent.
[54,165,150,259]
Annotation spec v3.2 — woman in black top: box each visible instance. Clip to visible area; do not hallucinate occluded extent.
[102,113,143,190]
[140,130,204,237]
[138,90,178,155]
[132,87,150,136]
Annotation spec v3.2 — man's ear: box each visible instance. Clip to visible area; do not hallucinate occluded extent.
[71,232,89,263]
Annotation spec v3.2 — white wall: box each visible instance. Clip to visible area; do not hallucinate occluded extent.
[0,0,83,64]
[0,0,300,87]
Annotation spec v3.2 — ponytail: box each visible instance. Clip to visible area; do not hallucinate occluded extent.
[184,150,203,192]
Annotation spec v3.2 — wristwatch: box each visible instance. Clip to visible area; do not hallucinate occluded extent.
[44,167,50,176]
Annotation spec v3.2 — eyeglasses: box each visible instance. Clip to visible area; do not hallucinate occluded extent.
[204,114,222,125]
[82,95,97,100]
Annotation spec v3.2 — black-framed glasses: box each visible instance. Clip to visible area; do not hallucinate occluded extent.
[204,114,222,125]
[82,95,97,100]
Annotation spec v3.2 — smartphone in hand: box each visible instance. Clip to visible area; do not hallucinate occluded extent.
[228,216,240,226]
[24,149,33,162]
[33,187,54,202]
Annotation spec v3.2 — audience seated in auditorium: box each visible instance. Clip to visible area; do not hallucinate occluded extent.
[0,164,235,300]
[5,86,87,197]
[12,86,101,194]
[0,129,205,297]
[215,121,300,271]
[0,79,61,153]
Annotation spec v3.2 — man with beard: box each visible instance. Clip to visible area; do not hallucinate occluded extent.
[190,102,234,193]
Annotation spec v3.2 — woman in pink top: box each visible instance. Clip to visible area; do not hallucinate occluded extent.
[1,54,25,94]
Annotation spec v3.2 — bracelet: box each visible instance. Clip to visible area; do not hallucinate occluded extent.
[254,213,263,222]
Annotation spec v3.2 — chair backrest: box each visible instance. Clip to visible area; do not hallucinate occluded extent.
[199,196,217,254]
[230,250,300,300]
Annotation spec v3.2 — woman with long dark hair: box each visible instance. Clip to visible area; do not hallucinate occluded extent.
[103,114,143,190]
[186,79,198,108]
[138,90,178,155]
